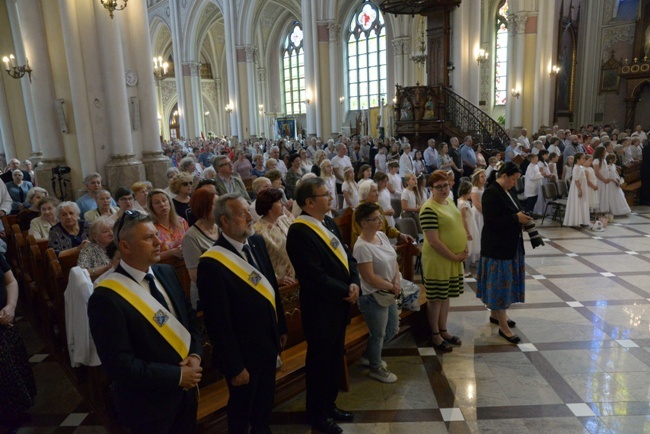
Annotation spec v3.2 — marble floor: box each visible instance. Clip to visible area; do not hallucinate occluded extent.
[4,207,650,433]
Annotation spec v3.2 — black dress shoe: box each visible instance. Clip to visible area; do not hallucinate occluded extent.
[490,316,516,327]
[498,329,521,344]
[328,407,354,422]
[311,418,343,434]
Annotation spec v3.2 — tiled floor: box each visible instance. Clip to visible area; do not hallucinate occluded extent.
[4,207,650,433]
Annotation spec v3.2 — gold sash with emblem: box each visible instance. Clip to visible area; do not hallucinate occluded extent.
[201,246,277,319]
[293,215,349,274]
[100,273,191,359]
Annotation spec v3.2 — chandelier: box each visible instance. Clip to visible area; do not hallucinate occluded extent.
[410,27,427,66]
[100,0,128,19]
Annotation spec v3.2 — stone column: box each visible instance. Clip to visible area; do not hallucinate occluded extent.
[504,14,516,130]
[181,61,202,139]
[94,0,144,192]
[129,0,169,188]
[15,0,66,189]
[301,0,317,136]
[244,45,258,137]
[169,0,187,139]
[222,0,241,138]
[574,1,603,128]
[215,77,226,135]
[512,14,527,128]
[256,67,266,137]
[0,74,17,161]
[392,37,410,87]
[328,22,341,135]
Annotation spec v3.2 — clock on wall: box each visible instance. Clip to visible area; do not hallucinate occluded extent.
[125,69,138,87]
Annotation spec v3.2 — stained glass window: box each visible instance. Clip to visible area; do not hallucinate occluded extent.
[495,1,508,106]
[347,2,387,111]
[282,23,305,115]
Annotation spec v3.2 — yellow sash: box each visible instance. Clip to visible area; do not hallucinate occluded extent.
[293,215,349,274]
[100,273,190,359]
[201,246,277,319]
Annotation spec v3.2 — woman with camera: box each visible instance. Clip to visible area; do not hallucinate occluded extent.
[476,162,532,344]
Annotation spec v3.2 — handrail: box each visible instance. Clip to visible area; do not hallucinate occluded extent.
[441,86,510,149]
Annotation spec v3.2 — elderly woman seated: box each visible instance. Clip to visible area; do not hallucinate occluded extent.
[253,188,296,286]
[131,181,152,213]
[350,181,414,249]
[17,187,48,231]
[48,201,91,256]
[6,170,33,214]
[29,197,59,241]
[249,176,272,221]
[77,217,115,281]
[84,190,119,222]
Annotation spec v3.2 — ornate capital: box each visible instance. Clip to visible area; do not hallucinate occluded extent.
[506,14,517,35]
[244,45,257,63]
[514,14,528,34]
[183,62,201,77]
[215,77,222,89]
[392,37,410,55]
[328,22,341,42]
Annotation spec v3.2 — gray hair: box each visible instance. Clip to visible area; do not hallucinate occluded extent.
[358,181,378,201]
[203,166,216,179]
[90,216,114,240]
[113,211,151,244]
[83,172,101,185]
[26,187,48,203]
[56,201,80,219]
[166,167,179,178]
[179,156,195,172]
[12,169,23,176]
[214,193,242,225]
[212,155,229,171]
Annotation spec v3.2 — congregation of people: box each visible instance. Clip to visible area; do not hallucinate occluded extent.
[0,121,648,434]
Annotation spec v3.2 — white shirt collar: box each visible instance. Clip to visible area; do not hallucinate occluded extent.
[119,259,154,284]
[221,232,248,254]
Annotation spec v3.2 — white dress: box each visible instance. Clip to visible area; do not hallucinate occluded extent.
[470,186,484,236]
[342,181,359,208]
[533,161,551,216]
[593,160,610,214]
[606,164,631,216]
[563,165,590,227]
[585,167,599,211]
[457,198,480,264]
[324,176,338,210]
[378,188,395,227]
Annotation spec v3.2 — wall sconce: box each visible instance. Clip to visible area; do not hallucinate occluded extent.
[511,88,521,99]
[224,104,233,114]
[100,0,128,19]
[2,54,32,82]
[476,48,489,64]
[171,110,179,126]
[339,96,344,104]
[305,90,312,105]
[549,65,560,76]
[392,96,397,104]
[153,56,169,82]
[204,111,210,117]
[259,104,264,114]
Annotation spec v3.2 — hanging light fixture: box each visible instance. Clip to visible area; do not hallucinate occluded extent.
[410,27,427,67]
[153,56,169,82]
[100,0,128,19]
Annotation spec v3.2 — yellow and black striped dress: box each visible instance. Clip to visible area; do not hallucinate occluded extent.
[419,197,466,300]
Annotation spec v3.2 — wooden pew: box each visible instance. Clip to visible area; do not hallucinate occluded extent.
[2,215,21,283]
[27,236,57,345]
[622,161,642,207]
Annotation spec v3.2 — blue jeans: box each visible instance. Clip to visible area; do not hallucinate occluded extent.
[357,293,400,369]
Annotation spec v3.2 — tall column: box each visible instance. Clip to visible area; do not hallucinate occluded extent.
[512,14,527,128]
[169,0,188,139]
[129,0,169,188]
[301,0,317,136]
[257,67,266,137]
[15,0,65,189]
[94,0,144,192]
[392,37,409,87]
[5,1,38,162]
[328,22,341,135]
[58,0,97,178]
[504,14,516,130]
[181,61,202,139]
[0,74,17,160]
[223,0,241,138]
[575,1,603,127]
[245,45,258,137]
[215,77,226,135]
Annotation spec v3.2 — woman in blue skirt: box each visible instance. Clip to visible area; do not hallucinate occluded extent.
[476,162,533,344]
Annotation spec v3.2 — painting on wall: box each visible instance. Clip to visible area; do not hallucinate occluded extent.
[600,51,622,93]
[276,117,296,139]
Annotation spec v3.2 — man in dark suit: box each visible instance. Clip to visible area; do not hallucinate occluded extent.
[286,178,360,434]
[198,193,287,434]
[88,211,203,433]
[0,158,31,184]
[212,155,252,202]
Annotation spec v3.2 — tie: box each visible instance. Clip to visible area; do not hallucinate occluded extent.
[242,244,259,270]
[144,273,170,311]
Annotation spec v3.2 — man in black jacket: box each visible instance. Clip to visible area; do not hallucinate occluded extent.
[198,193,287,434]
[287,178,360,434]
[88,212,203,433]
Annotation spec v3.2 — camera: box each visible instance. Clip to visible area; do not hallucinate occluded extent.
[52,165,71,175]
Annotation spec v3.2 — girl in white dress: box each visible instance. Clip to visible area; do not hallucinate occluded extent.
[470,169,486,236]
[401,174,422,232]
[342,167,360,209]
[592,146,610,216]
[533,150,553,216]
[320,159,338,211]
[387,161,403,199]
[457,181,480,271]
[548,152,560,182]
[563,155,575,185]
[374,172,396,227]
[605,154,631,216]
[563,153,590,227]
[584,155,600,216]
[375,147,388,173]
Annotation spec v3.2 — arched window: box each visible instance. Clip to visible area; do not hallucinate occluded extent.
[347,1,387,111]
[494,0,508,106]
[282,23,305,115]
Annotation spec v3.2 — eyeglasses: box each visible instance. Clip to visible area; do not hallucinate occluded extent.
[182,182,193,186]
[364,216,383,223]
[115,209,144,243]
[219,161,232,167]
[433,184,450,190]
[310,192,332,199]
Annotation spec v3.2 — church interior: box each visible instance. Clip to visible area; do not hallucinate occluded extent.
[1,0,650,433]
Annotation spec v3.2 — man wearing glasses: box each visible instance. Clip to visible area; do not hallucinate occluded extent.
[88,211,203,433]
[287,178,360,434]
[212,155,252,202]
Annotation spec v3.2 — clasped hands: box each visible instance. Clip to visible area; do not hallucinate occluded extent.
[179,355,202,390]
[343,283,360,304]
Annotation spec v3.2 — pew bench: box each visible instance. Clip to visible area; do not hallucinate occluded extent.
[622,162,642,207]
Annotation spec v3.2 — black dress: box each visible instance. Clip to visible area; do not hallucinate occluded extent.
[0,253,36,420]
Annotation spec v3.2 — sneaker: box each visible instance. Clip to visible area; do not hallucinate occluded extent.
[358,356,387,369]
[368,367,397,383]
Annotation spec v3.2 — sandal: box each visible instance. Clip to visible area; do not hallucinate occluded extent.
[432,332,453,352]
[440,329,462,346]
